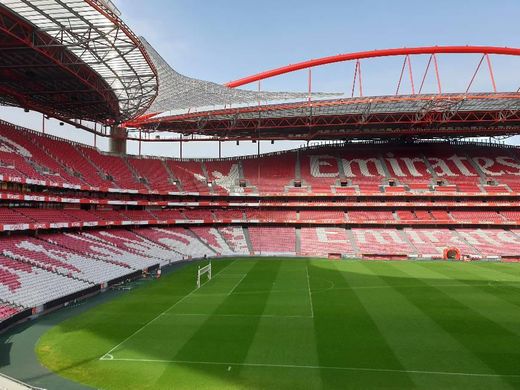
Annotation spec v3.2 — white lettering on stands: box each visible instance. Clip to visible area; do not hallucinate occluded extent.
[496,156,520,175]
[428,157,456,177]
[385,153,406,177]
[342,158,385,178]
[448,155,477,176]
[400,157,426,177]
[316,228,344,243]
[310,154,520,178]
[473,157,502,176]
[310,156,339,177]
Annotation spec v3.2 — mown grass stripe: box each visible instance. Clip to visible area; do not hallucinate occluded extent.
[380,261,520,388]
[351,261,512,389]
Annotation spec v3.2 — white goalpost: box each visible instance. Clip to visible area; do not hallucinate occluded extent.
[197,262,212,288]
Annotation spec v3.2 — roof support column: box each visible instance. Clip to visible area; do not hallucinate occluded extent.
[109,125,127,154]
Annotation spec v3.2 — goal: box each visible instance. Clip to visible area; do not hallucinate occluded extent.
[196,262,212,288]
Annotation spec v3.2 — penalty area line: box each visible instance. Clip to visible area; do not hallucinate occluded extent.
[99,259,238,361]
[100,357,520,378]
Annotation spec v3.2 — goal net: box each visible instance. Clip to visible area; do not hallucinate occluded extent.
[197,262,212,288]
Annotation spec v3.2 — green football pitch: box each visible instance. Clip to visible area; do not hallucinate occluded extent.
[36,258,520,389]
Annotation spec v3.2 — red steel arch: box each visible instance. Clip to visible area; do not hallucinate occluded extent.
[225,46,520,88]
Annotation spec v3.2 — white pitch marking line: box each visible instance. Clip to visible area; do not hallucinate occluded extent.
[161,312,312,319]
[99,259,238,360]
[227,273,249,296]
[305,263,314,318]
[101,357,520,378]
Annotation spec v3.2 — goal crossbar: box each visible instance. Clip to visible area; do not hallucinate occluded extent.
[197,262,212,288]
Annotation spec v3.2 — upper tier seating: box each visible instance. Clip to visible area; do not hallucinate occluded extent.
[0,124,83,186]
[2,120,520,195]
[204,160,240,194]
[0,208,34,225]
[81,147,148,190]
[242,154,296,193]
[128,157,179,192]
[166,161,209,193]
[34,135,112,188]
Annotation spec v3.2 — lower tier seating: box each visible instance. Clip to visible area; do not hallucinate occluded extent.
[0,226,519,324]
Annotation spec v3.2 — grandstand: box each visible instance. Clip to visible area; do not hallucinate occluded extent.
[0,0,519,389]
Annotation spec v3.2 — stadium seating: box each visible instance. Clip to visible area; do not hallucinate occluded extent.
[403,228,479,257]
[242,154,296,193]
[190,227,234,256]
[249,227,296,255]
[351,228,413,257]
[127,157,179,192]
[81,147,148,190]
[300,227,354,256]
[299,210,345,222]
[3,119,520,324]
[218,227,250,254]
[134,227,215,259]
[0,254,91,308]
[204,160,240,193]
[2,121,520,196]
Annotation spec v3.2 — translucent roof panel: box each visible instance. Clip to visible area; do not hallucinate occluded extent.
[141,37,340,116]
[1,0,158,121]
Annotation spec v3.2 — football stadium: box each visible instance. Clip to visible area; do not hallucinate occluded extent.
[0,0,519,389]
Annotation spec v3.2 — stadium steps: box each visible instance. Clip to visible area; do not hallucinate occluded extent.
[345,229,360,255]
[242,227,254,254]
[123,157,151,191]
[421,153,439,180]
[215,228,235,253]
[200,162,215,195]
[31,139,91,186]
[37,235,129,268]
[452,229,481,255]
[295,227,301,255]
[161,160,183,191]
[131,229,171,251]
[377,153,393,178]
[295,150,302,181]
[185,228,218,256]
[465,153,488,179]
[397,229,418,257]
[336,156,347,179]
[237,161,245,180]
[73,145,118,187]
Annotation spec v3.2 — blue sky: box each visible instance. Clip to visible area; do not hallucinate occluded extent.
[2,0,520,156]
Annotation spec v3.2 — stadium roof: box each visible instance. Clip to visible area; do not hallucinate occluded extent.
[140,38,338,116]
[125,46,520,142]
[128,92,520,141]
[0,0,158,123]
